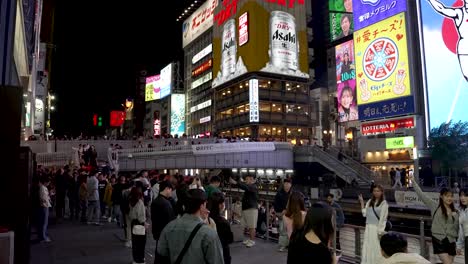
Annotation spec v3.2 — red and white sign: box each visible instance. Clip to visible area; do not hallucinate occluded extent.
[183,0,218,47]
[110,111,126,127]
[361,117,415,135]
[238,12,248,46]
[192,59,213,77]
[153,119,161,136]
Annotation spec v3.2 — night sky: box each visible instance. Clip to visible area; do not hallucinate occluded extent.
[51,1,185,136]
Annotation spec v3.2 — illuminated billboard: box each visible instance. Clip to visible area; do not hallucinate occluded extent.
[145,75,160,102]
[337,80,359,122]
[336,39,355,84]
[170,94,186,135]
[361,116,415,135]
[182,0,218,47]
[420,0,468,129]
[160,63,172,99]
[212,0,309,88]
[330,13,354,41]
[110,111,125,127]
[330,0,353,12]
[386,136,414,149]
[352,0,406,31]
[354,13,411,105]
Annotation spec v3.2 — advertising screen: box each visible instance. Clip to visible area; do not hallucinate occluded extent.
[354,13,411,105]
[182,0,218,47]
[386,136,414,149]
[160,64,172,99]
[212,0,309,88]
[337,80,359,122]
[361,116,415,135]
[358,95,414,121]
[170,94,186,136]
[336,39,355,83]
[34,99,44,130]
[420,0,468,129]
[352,0,407,31]
[330,0,353,12]
[145,75,160,102]
[330,12,354,41]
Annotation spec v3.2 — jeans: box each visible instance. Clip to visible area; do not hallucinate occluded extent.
[80,200,88,222]
[113,205,122,225]
[87,200,100,223]
[277,213,289,248]
[37,207,49,241]
[100,200,106,217]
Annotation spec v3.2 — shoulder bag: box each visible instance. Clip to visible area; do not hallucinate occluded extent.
[174,222,204,264]
[372,203,392,231]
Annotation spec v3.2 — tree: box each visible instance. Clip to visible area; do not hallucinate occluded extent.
[428,121,468,179]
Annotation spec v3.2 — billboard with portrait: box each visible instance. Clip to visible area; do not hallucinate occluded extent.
[337,79,359,122]
[170,94,186,136]
[354,13,411,105]
[352,0,407,31]
[145,75,160,102]
[419,0,468,129]
[160,63,172,99]
[336,39,355,83]
[212,0,309,88]
[330,0,353,12]
[330,13,354,41]
[182,0,218,48]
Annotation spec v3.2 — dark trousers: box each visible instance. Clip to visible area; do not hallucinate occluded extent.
[131,225,146,263]
[69,198,79,219]
[465,236,468,264]
[336,230,341,250]
[37,207,49,240]
[100,200,106,216]
[56,194,65,219]
[80,200,88,222]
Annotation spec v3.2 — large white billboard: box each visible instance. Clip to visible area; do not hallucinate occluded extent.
[182,0,218,48]
[160,63,172,99]
[170,94,186,136]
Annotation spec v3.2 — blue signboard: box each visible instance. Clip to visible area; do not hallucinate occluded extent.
[358,96,414,121]
[352,0,407,31]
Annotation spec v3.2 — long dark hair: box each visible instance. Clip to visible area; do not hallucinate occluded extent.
[208,192,225,218]
[299,202,334,246]
[460,188,468,210]
[129,187,143,207]
[369,184,385,207]
[439,188,456,219]
[285,191,306,232]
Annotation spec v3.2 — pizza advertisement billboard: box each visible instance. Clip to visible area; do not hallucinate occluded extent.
[212,0,309,88]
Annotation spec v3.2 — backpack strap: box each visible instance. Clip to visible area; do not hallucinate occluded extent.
[174,222,204,264]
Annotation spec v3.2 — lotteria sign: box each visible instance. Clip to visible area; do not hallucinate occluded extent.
[386,136,414,149]
[361,116,414,135]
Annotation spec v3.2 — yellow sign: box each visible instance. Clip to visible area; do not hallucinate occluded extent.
[354,13,411,105]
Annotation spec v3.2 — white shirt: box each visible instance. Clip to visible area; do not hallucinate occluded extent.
[39,184,51,208]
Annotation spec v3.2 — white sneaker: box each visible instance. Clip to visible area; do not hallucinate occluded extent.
[125,241,132,248]
[246,240,255,248]
[278,246,287,252]
[108,217,112,223]
[242,239,250,245]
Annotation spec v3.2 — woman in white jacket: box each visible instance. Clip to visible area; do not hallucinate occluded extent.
[358,184,389,264]
[457,188,468,262]
[129,187,147,264]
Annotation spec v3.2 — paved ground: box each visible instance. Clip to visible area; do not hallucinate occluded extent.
[30,220,288,264]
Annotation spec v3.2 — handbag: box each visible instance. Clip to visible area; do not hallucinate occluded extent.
[372,204,392,231]
[174,222,204,264]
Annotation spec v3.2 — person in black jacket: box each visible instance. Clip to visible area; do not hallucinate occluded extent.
[208,192,234,264]
[112,176,126,227]
[273,178,292,251]
[151,180,176,264]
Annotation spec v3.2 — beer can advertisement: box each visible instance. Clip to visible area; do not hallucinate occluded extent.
[329,0,353,12]
[330,12,354,41]
[170,94,186,136]
[352,0,406,31]
[145,75,160,102]
[419,0,468,129]
[335,39,355,84]
[354,13,411,105]
[212,0,309,88]
[337,80,359,122]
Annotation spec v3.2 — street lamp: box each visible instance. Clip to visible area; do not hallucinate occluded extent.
[50,95,55,100]
[50,106,55,111]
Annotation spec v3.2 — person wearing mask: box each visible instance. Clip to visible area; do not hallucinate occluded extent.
[273,178,292,252]
[112,176,126,227]
[151,181,176,264]
[205,176,222,199]
[287,202,337,264]
[358,184,389,264]
[128,187,147,264]
[380,233,430,264]
[98,173,108,218]
[87,171,102,225]
[157,189,224,264]
[38,176,52,242]
[457,188,468,262]
[410,174,459,264]
[326,193,345,250]
[229,175,259,248]
[283,191,307,241]
[208,192,234,264]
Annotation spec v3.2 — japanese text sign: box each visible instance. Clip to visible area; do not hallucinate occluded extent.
[354,13,411,105]
[358,96,414,121]
[386,136,414,149]
[352,0,407,31]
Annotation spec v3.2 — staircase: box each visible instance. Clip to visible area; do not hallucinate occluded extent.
[326,146,375,181]
[297,146,372,186]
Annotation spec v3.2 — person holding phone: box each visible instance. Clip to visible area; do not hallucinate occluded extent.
[358,184,389,264]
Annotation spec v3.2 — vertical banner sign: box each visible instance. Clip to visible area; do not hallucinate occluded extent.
[239,12,249,46]
[354,13,411,105]
[170,94,186,135]
[352,0,407,31]
[336,39,358,122]
[249,79,259,122]
[34,98,44,131]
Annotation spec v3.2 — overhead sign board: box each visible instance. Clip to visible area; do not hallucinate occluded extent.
[386,136,414,149]
[182,0,218,47]
[361,116,415,135]
[192,44,213,64]
[192,59,213,77]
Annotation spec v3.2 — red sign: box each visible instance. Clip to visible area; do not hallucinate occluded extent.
[264,0,305,8]
[192,59,213,77]
[238,12,248,46]
[110,111,126,127]
[361,117,414,135]
[214,0,238,26]
[153,119,161,136]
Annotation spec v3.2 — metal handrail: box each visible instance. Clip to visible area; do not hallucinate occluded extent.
[327,146,374,181]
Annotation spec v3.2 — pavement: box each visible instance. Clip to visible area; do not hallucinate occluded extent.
[30,219,288,264]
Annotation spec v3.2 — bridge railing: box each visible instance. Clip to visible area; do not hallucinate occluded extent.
[35,151,74,168]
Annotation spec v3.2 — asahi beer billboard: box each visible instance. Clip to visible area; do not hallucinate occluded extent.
[212,0,309,88]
